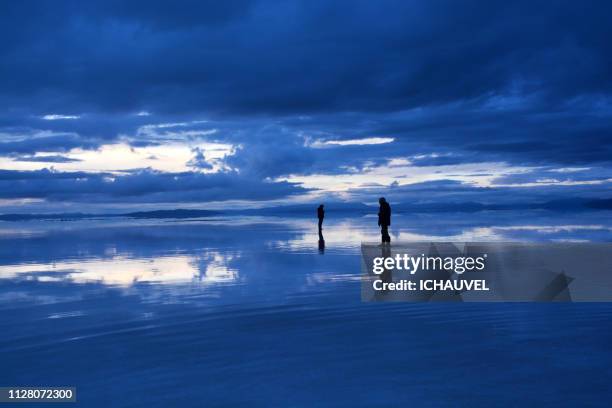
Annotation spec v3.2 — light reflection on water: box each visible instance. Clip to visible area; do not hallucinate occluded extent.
[0,212,611,407]
[3,213,610,288]
[0,253,239,286]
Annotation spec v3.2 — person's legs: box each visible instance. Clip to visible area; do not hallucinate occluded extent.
[381,225,390,243]
[382,225,391,243]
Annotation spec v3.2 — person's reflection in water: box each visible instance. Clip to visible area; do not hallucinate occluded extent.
[380,243,392,287]
[374,243,392,300]
[318,232,325,253]
[317,204,325,253]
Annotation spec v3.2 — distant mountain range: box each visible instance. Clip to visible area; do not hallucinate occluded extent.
[0,198,611,221]
[0,209,220,221]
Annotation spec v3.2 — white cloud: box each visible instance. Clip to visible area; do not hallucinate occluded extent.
[135,120,217,141]
[310,137,394,147]
[0,141,235,173]
[41,114,80,120]
[281,161,536,192]
[550,167,591,173]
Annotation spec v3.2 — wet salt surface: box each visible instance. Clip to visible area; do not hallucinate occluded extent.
[1,212,611,407]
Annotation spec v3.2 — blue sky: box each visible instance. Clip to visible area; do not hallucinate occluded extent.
[0,0,611,212]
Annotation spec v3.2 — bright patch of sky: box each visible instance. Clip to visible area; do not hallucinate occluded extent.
[0,141,235,173]
[281,160,536,191]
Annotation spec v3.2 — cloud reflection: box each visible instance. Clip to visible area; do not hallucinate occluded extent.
[275,218,612,252]
[0,252,240,287]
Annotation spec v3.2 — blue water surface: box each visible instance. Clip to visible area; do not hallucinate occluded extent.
[1,211,611,407]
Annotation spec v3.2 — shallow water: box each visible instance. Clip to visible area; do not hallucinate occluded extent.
[1,212,612,407]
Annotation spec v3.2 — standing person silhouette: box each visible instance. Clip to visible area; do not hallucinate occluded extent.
[317,204,325,233]
[378,197,391,244]
[317,204,325,253]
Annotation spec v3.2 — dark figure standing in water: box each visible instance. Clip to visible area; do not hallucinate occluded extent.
[317,204,325,232]
[317,204,325,253]
[378,197,391,244]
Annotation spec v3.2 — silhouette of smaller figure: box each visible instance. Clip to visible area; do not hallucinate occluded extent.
[378,197,391,244]
[317,204,325,253]
[317,204,325,232]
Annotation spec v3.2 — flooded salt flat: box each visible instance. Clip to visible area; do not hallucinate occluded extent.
[1,211,611,407]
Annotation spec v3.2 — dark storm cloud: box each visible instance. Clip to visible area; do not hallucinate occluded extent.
[0,0,612,208]
[0,169,306,203]
[348,178,612,210]
[491,166,612,186]
[186,148,214,170]
[2,0,612,115]
[0,132,95,155]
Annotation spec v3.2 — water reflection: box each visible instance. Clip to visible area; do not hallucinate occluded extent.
[198,252,240,284]
[0,213,611,290]
[1,213,612,407]
[279,220,612,252]
[318,230,325,254]
[0,252,239,286]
